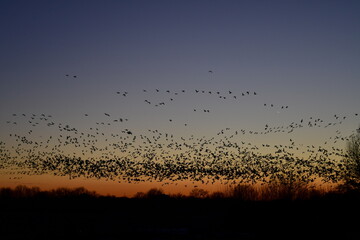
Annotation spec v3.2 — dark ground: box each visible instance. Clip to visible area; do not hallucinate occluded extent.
[1,195,359,240]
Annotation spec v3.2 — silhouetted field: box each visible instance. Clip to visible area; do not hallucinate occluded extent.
[1,185,360,240]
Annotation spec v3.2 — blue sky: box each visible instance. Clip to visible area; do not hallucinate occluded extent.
[1,0,360,194]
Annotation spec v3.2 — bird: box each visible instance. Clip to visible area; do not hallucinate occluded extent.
[3,87,352,187]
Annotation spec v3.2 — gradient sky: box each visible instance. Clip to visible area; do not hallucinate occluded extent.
[1,0,360,196]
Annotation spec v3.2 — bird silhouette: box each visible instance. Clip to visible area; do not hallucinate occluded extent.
[2,87,353,186]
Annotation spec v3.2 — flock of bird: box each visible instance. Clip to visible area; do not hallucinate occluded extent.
[115,88,286,111]
[1,78,359,186]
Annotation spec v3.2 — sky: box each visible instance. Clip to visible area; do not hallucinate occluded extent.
[1,0,360,196]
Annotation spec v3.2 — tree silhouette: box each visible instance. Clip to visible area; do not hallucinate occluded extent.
[143,188,169,199]
[343,132,360,189]
[189,188,209,198]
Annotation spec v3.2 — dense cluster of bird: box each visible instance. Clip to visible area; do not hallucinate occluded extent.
[1,77,359,185]
[1,108,358,186]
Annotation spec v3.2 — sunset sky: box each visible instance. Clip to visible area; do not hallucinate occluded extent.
[1,0,360,196]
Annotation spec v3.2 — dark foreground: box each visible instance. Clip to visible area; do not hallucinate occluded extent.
[1,194,360,240]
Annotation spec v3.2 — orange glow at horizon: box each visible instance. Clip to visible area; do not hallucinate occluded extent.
[0,172,230,197]
[0,170,338,198]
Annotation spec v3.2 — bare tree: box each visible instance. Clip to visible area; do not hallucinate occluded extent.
[343,130,360,189]
[189,188,209,198]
